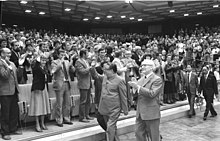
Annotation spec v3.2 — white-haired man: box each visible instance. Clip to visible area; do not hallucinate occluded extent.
[128,59,163,141]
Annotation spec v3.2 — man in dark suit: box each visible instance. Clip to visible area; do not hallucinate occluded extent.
[0,48,22,140]
[198,66,219,121]
[75,49,93,122]
[128,59,163,141]
[183,64,198,118]
[90,61,128,141]
[51,49,75,127]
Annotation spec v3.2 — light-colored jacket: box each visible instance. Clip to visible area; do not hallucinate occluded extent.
[136,73,163,120]
[0,59,20,96]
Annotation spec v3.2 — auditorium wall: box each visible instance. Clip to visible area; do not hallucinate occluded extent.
[2,13,220,35]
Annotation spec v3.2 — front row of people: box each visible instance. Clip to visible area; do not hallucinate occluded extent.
[0,48,219,141]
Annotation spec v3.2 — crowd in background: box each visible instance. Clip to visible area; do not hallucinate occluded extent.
[0,25,220,135]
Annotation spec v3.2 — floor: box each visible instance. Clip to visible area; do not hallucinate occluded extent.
[118,104,220,141]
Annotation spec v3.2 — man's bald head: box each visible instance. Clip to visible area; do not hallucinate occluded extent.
[0,48,11,59]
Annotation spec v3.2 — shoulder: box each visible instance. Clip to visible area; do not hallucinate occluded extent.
[152,73,162,83]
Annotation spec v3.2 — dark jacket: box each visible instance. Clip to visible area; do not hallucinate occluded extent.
[31,61,48,91]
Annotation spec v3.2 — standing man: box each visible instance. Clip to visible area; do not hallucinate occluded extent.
[183,64,198,118]
[198,66,219,121]
[90,61,128,141]
[51,49,74,127]
[0,48,22,140]
[75,49,93,123]
[128,59,163,141]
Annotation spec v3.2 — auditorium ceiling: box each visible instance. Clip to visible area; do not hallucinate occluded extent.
[2,0,220,24]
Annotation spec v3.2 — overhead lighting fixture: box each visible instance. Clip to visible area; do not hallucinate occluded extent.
[2,24,6,26]
[107,15,112,18]
[170,9,175,13]
[138,19,142,21]
[25,10,31,13]
[65,8,71,12]
[130,17,134,20]
[195,24,199,26]
[83,18,88,21]
[125,0,133,3]
[121,15,126,18]
[95,17,100,20]
[13,24,18,27]
[39,12,45,15]
[213,5,219,8]
[197,12,202,15]
[184,14,189,16]
[20,1,27,4]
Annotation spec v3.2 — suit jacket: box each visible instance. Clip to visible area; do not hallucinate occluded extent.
[10,50,20,68]
[75,58,91,90]
[183,71,198,95]
[0,59,19,96]
[51,59,72,90]
[137,73,163,120]
[31,61,48,91]
[90,68,128,116]
[198,72,218,97]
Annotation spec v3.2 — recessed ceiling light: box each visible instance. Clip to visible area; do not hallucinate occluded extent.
[65,8,71,12]
[95,17,100,20]
[2,24,6,26]
[83,18,88,21]
[170,9,175,13]
[39,12,45,15]
[130,17,134,20]
[197,12,202,15]
[107,15,112,18]
[213,5,219,8]
[184,14,189,16]
[138,19,142,21]
[25,10,31,13]
[13,24,18,27]
[20,1,27,4]
[121,15,126,18]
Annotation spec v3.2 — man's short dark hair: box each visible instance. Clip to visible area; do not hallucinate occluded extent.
[101,61,117,73]
[79,49,87,58]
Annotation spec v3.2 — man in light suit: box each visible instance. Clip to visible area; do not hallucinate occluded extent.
[75,49,93,122]
[182,64,198,118]
[0,48,22,140]
[128,59,163,141]
[90,61,128,141]
[51,49,74,127]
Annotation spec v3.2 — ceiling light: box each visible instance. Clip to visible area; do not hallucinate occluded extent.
[39,12,45,15]
[83,18,88,21]
[2,24,6,26]
[170,9,175,13]
[184,14,189,16]
[65,8,71,12]
[130,17,134,20]
[20,1,27,4]
[107,15,112,18]
[125,0,133,3]
[197,12,202,15]
[138,19,142,21]
[121,15,126,18]
[13,25,18,27]
[95,17,100,20]
[213,5,219,8]
[25,10,31,13]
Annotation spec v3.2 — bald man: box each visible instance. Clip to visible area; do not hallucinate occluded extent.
[0,48,22,140]
[128,59,163,141]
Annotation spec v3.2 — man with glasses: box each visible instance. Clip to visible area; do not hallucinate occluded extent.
[128,59,163,141]
[90,61,128,141]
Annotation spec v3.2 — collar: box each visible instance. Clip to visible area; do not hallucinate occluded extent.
[145,72,154,79]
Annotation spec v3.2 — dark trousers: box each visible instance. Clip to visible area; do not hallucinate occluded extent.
[186,91,196,116]
[0,94,19,136]
[79,89,91,120]
[204,94,217,117]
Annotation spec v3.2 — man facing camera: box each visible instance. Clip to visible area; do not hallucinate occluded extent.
[128,59,163,141]
[90,61,128,141]
[0,48,22,140]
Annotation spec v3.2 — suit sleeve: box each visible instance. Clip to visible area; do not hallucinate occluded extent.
[212,75,218,95]
[0,63,11,80]
[75,60,90,75]
[118,79,128,113]
[139,77,163,98]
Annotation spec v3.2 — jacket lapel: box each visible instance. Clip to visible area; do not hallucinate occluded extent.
[142,73,154,87]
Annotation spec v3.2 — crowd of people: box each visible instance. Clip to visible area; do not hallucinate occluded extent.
[0,25,220,140]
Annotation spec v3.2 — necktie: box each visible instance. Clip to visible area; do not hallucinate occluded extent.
[62,61,69,80]
[187,73,190,87]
